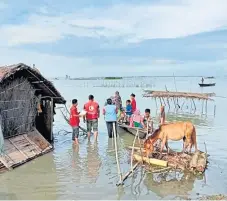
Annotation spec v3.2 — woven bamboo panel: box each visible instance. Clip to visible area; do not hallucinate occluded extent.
[0,129,53,173]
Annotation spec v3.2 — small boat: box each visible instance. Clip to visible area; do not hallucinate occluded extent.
[199,83,216,87]
[117,123,148,139]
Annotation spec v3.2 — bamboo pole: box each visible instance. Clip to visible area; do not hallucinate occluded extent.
[214,105,216,117]
[192,99,196,112]
[137,132,144,165]
[116,162,139,186]
[131,129,139,172]
[133,154,168,167]
[113,122,123,184]
[202,100,204,115]
[155,98,158,110]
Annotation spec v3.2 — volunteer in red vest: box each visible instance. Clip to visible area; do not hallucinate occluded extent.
[69,99,83,145]
[83,95,100,141]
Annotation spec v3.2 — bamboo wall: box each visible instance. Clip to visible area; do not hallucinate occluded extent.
[0,78,37,138]
[0,77,54,142]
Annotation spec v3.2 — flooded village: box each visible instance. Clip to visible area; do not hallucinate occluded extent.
[0,63,227,200]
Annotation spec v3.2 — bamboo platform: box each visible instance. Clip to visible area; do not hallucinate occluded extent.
[129,146,208,174]
[143,90,215,100]
[0,128,53,172]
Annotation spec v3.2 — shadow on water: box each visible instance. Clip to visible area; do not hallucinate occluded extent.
[84,141,102,184]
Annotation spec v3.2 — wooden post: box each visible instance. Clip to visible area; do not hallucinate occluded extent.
[201,100,204,115]
[155,98,158,110]
[205,100,208,115]
[214,105,216,117]
[166,98,170,111]
[113,122,123,184]
[192,99,196,112]
[159,98,162,106]
[50,97,54,142]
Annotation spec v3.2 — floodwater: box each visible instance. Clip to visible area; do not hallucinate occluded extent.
[0,77,227,200]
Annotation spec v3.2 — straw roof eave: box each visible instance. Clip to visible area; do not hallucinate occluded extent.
[0,63,66,104]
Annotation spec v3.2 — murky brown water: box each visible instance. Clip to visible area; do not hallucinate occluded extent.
[0,77,227,200]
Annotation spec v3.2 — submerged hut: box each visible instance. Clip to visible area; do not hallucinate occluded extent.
[0,63,66,172]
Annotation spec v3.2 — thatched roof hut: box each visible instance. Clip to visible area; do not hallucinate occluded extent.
[0,63,66,172]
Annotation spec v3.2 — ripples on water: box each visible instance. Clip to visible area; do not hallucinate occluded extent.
[0,77,227,199]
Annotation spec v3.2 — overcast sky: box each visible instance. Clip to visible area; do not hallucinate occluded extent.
[0,0,227,77]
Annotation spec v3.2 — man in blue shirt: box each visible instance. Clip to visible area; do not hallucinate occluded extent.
[103,98,118,138]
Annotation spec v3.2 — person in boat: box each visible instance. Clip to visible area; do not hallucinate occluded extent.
[83,95,100,141]
[160,105,166,125]
[125,99,132,122]
[103,98,118,138]
[130,93,137,113]
[130,109,145,128]
[143,108,153,132]
[69,99,84,145]
[112,91,122,111]
[119,108,126,123]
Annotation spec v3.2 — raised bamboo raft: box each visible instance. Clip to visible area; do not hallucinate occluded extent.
[128,144,208,174]
[143,90,215,100]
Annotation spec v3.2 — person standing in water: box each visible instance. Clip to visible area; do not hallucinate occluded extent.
[130,93,137,113]
[201,77,204,84]
[69,99,84,145]
[103,98,118,138]
[160,105,166,125]
[83,95,100,141]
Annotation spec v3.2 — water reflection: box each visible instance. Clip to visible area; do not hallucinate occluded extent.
[143,171,202,198]
[84,141,102,184]
[71,145,83,183]
[0,153,58,199]
[166,112,214,127]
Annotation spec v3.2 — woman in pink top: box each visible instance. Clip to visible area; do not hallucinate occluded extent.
[130,109,145,128]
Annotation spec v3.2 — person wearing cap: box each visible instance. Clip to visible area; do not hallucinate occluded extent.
[103,98,118,138]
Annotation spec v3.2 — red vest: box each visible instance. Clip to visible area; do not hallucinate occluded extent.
[69,106,80,127]
[84,101,99,120]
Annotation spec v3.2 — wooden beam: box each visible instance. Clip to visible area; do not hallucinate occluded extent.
[50,98,54,142]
